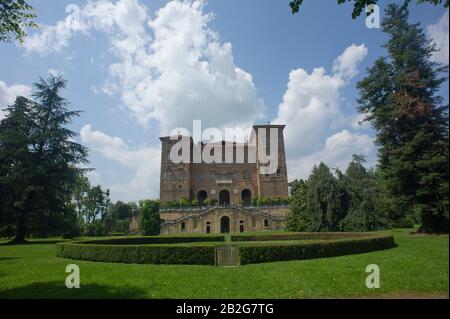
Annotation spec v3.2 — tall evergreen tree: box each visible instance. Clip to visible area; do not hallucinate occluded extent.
[286,179,312,231]
[0,76,88,242]
[306,163,349,231]
[357,3,449,233]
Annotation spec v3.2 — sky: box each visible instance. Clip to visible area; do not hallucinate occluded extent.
[0,0,448,202]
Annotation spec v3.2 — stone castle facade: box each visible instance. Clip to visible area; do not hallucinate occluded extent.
[159,124,289,234]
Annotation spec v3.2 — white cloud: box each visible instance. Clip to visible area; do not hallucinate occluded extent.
[80,124,161,202]
[0,81,32,120]
[22,0,265,135]
[288,130,376,179]
[427,10,449,65]
[273,44,375,180]
[332,43,368,81]
[102,0,265,133]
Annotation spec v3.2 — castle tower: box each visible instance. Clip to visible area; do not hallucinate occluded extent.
[159,136,192,203]
[253,124,289,199]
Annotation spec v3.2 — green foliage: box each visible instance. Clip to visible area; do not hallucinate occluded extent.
[289,0,449,18]
[306,163,349,231]
[56,242,216,265]
[0,76,88,242]
[357,4,449,233]
[82,235,225,245]
[108,201,134,220]
[140,200,161,235]
[112,220,130,234]
[238,235,395,264]
[0,0,37,43]
[286,179,312,231]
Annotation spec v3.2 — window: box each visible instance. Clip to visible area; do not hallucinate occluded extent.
[243,170,249,180]
[276,167,281,177]
[239,220,244,233]
[232,170,238,181]
[178,184,183,191]
[206,221,211,234]
[210,171,216,181]
[178,168,184,181]
[181,222,186,231]
[167,169,174,181]
[264,219,269,228]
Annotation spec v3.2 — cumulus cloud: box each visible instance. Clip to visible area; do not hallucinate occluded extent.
[332,43,368,81]
[427,10,449,65]
[288,130,376,179]
[0,81,32,120]
[104,0,265,133]
[80,124,161,201]
[23,0,265,134]
[273,44,375,180]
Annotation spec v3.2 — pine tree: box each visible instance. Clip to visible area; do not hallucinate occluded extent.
[357,3,449,233]
[286,179,312,231]
[0,75,88,242]
[306,163,349,231]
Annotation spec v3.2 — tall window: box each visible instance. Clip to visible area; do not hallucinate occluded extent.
[276,167,281,177]
[211,171,216,182]
[167,169,174,181]
[178,168,184,181]
[243,170,249,180]
[232,170,238,181]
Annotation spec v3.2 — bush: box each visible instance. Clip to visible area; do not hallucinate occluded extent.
[112,220,130,234]
[84,220,109,237]
[81,235,225,245]
[56,243,216,265]
[238,234,395,265]
[56,235,225,265]
[231,232,372,242]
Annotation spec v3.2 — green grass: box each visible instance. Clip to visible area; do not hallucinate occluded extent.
[0,229,448,298]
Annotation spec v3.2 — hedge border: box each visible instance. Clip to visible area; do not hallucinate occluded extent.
[56,233,395,265]
[237,234,396,265]
[56,242,217,265]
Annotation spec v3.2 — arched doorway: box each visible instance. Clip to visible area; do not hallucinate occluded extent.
[220,216,230,233]
[197,190,207,206]
[219,189,230,205]
[241,189,252,206]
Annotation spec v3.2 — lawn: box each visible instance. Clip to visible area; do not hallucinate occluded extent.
[0,229,448,298]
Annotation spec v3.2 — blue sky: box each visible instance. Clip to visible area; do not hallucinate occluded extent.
[0,0,448,202]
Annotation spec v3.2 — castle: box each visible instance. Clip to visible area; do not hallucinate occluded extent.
[159,124,289,234]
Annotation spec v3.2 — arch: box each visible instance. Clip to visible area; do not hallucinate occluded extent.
[220,216,230,233]
[241,189,252,206]
[219,189,230,205]
[197,190,208,206]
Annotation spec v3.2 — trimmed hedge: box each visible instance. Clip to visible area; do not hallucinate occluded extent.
[231,232,373,242]
[80,235,225,245]
[238,234,396,265]
[56,242,216,265]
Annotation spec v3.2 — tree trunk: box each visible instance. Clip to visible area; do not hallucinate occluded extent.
[12,213,28,243]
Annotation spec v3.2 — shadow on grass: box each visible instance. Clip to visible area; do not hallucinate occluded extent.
[0,281,148,299]
[0,240,69,246]
[0,257,21,261]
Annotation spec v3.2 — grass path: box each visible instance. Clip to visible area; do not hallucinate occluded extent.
[0,229,448,298]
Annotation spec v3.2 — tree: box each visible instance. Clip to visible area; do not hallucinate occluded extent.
[0,97,34,238]
[108,201,133,220]
[140,199,161,236]
[289,0,449,18]
[357,3,449,233]
[286,179,312,231]
[0,75,88,242]
[0,0,37,43]
[306,163,349,231]
[339,155,389,231]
